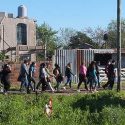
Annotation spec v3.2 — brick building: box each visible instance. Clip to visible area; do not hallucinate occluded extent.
[0,5,43,62]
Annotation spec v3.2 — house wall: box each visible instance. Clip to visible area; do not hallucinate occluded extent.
[0,17,36,61]
[0,17,36,50]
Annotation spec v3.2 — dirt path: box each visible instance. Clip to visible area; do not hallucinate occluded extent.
[0,88,106,95]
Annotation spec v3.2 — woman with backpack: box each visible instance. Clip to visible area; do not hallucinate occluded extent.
[63,63,75,90]
[1,64,11,94]
[36,63,54,92]
[88,61,98,92]
[53,64,63,91]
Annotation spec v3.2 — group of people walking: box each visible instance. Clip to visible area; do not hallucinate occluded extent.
[0,59,116,94]
[77,60,116,92]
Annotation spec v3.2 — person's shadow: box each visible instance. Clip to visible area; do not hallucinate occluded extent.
[71,91,125,113]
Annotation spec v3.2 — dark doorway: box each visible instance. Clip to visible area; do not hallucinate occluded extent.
[94,53,112,66]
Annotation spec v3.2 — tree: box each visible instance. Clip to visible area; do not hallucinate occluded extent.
[36,23,58,59]
[84,27,106,48]
[57,28,77,48]
[107,19,125,48]
[68,31,99,49]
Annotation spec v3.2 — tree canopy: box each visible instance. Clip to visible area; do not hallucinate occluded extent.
[36,23,58,58]
[68,31,99,49]
[36,18,125,60]
[107,19,125,48]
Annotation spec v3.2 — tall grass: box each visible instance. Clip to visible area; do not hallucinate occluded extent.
[0,91,125,125]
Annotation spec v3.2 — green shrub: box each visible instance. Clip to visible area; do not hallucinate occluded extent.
[0,91,125,125]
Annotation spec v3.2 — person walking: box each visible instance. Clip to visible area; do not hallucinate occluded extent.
[45,63,55,92]
[77,62,88,92]
[53,64,63,91]
[18,60,29,92]
[102,60,116,90]
[28,62,36,92]
[95,61,100,88]
[63,63,75,90]
[36,63,48,91]
[88,61,97,92]
[1,64,11,95]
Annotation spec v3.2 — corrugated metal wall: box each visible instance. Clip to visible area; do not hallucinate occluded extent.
[55,49,115,83]
[55,49,77,83]
[55,49,97,83]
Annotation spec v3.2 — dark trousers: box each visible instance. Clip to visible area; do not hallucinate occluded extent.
[65,76,72,88]
[3,81,10,92]
[36,78,48,91]
[103,77,115,90]
[27,77,36,91]
[89,77,97,89]
[109,79,114,89]
[77,74,88,90]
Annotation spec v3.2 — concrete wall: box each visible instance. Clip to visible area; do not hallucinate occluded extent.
[0,17,37,61]
[0,17,36,50]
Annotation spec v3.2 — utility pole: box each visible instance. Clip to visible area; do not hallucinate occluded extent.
[44,41,47,62]
[117,0,121,91]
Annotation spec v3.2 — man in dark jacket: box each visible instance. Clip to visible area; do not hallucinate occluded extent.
[103,60,116,90]
[19,60,29,92]
[1,64,11,94]
[95,61,100,88]
[64,63,75,89]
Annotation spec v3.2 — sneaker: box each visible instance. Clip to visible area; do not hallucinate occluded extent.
[0,88,4,93]
[94,89,98,92]
[4,92,8,95]
[77,89,80,92]
[63,87,66,90]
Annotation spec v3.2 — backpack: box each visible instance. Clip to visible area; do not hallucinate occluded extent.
[53,68,63,82]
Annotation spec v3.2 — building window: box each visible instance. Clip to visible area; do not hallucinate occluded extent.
[17,23,27,45]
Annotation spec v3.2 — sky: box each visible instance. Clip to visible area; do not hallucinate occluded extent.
[0,0,125,30]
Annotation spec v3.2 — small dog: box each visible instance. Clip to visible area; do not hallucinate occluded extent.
[44,98,52,117]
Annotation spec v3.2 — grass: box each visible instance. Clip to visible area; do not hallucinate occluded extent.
[0,91,125,125]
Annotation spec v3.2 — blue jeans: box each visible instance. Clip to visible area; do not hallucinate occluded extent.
[65,76,72,88]
[20,77,28,91]
[89,77,97,89]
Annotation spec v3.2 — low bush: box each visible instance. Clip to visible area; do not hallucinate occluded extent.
[0,91,125,125]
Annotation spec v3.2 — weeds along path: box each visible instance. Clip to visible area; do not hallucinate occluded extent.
[0,88,107,96]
